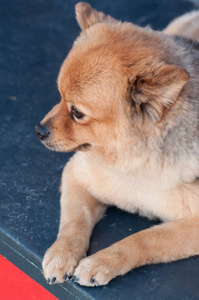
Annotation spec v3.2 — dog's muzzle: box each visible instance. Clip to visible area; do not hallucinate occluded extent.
[35,123,50,141]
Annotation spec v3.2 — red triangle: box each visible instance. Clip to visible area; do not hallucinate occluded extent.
[0,255,58,300]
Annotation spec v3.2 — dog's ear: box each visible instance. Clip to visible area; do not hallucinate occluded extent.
[130,64,190,123]
[75,2,116,31]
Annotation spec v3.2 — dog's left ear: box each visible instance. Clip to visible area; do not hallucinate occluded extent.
[130,64,190,123]
[75,2,116,31]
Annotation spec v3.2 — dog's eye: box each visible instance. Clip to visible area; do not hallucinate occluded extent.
[71,105,85,120]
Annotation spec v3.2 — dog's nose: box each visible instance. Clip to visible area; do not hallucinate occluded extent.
[35,123,50,141]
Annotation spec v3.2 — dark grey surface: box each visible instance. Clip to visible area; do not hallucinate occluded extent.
[0,229,91,300]
[1,0,199,299]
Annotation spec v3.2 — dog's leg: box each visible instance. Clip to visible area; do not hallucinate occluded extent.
[74,217,199,286]
[42,163,106,284]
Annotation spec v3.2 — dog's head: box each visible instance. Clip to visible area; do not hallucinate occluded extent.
[35,2,189,156]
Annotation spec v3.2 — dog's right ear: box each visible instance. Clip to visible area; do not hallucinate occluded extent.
[129,64,189,124]
[75,2,116,31]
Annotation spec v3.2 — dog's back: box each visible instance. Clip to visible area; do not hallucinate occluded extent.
[164,11,199,41]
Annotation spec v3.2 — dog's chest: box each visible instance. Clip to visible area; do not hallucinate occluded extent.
[83,161,162,219]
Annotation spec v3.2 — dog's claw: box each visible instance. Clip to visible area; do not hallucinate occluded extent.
[73,277,79,283]
[63,273,68,280]
[90,278,95,284]
[70,275,76,282]
[51,277,56,284]
[47,278,50,284]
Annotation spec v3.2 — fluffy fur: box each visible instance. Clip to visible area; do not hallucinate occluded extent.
[36,3,199,286]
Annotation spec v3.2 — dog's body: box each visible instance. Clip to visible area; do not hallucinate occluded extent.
[35,3,199,286]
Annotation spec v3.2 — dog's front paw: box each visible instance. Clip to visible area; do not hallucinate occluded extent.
[42,238,84,284]
[73,247,125,287]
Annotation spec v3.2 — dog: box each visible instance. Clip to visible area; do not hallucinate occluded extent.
[35,3,199,286]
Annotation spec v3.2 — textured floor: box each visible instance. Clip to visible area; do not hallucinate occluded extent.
[1,0,199,299]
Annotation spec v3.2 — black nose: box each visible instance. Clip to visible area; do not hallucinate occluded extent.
[35,123,50,141]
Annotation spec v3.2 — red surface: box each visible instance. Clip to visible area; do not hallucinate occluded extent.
[0,255,58,300]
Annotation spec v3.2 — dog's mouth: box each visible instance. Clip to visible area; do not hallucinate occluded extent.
[35,124,91,152]
[40,139,91,153]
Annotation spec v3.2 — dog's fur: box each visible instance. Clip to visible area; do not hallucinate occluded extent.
[37,3,199,286]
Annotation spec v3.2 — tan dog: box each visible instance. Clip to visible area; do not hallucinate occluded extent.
[35,3,199,286]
